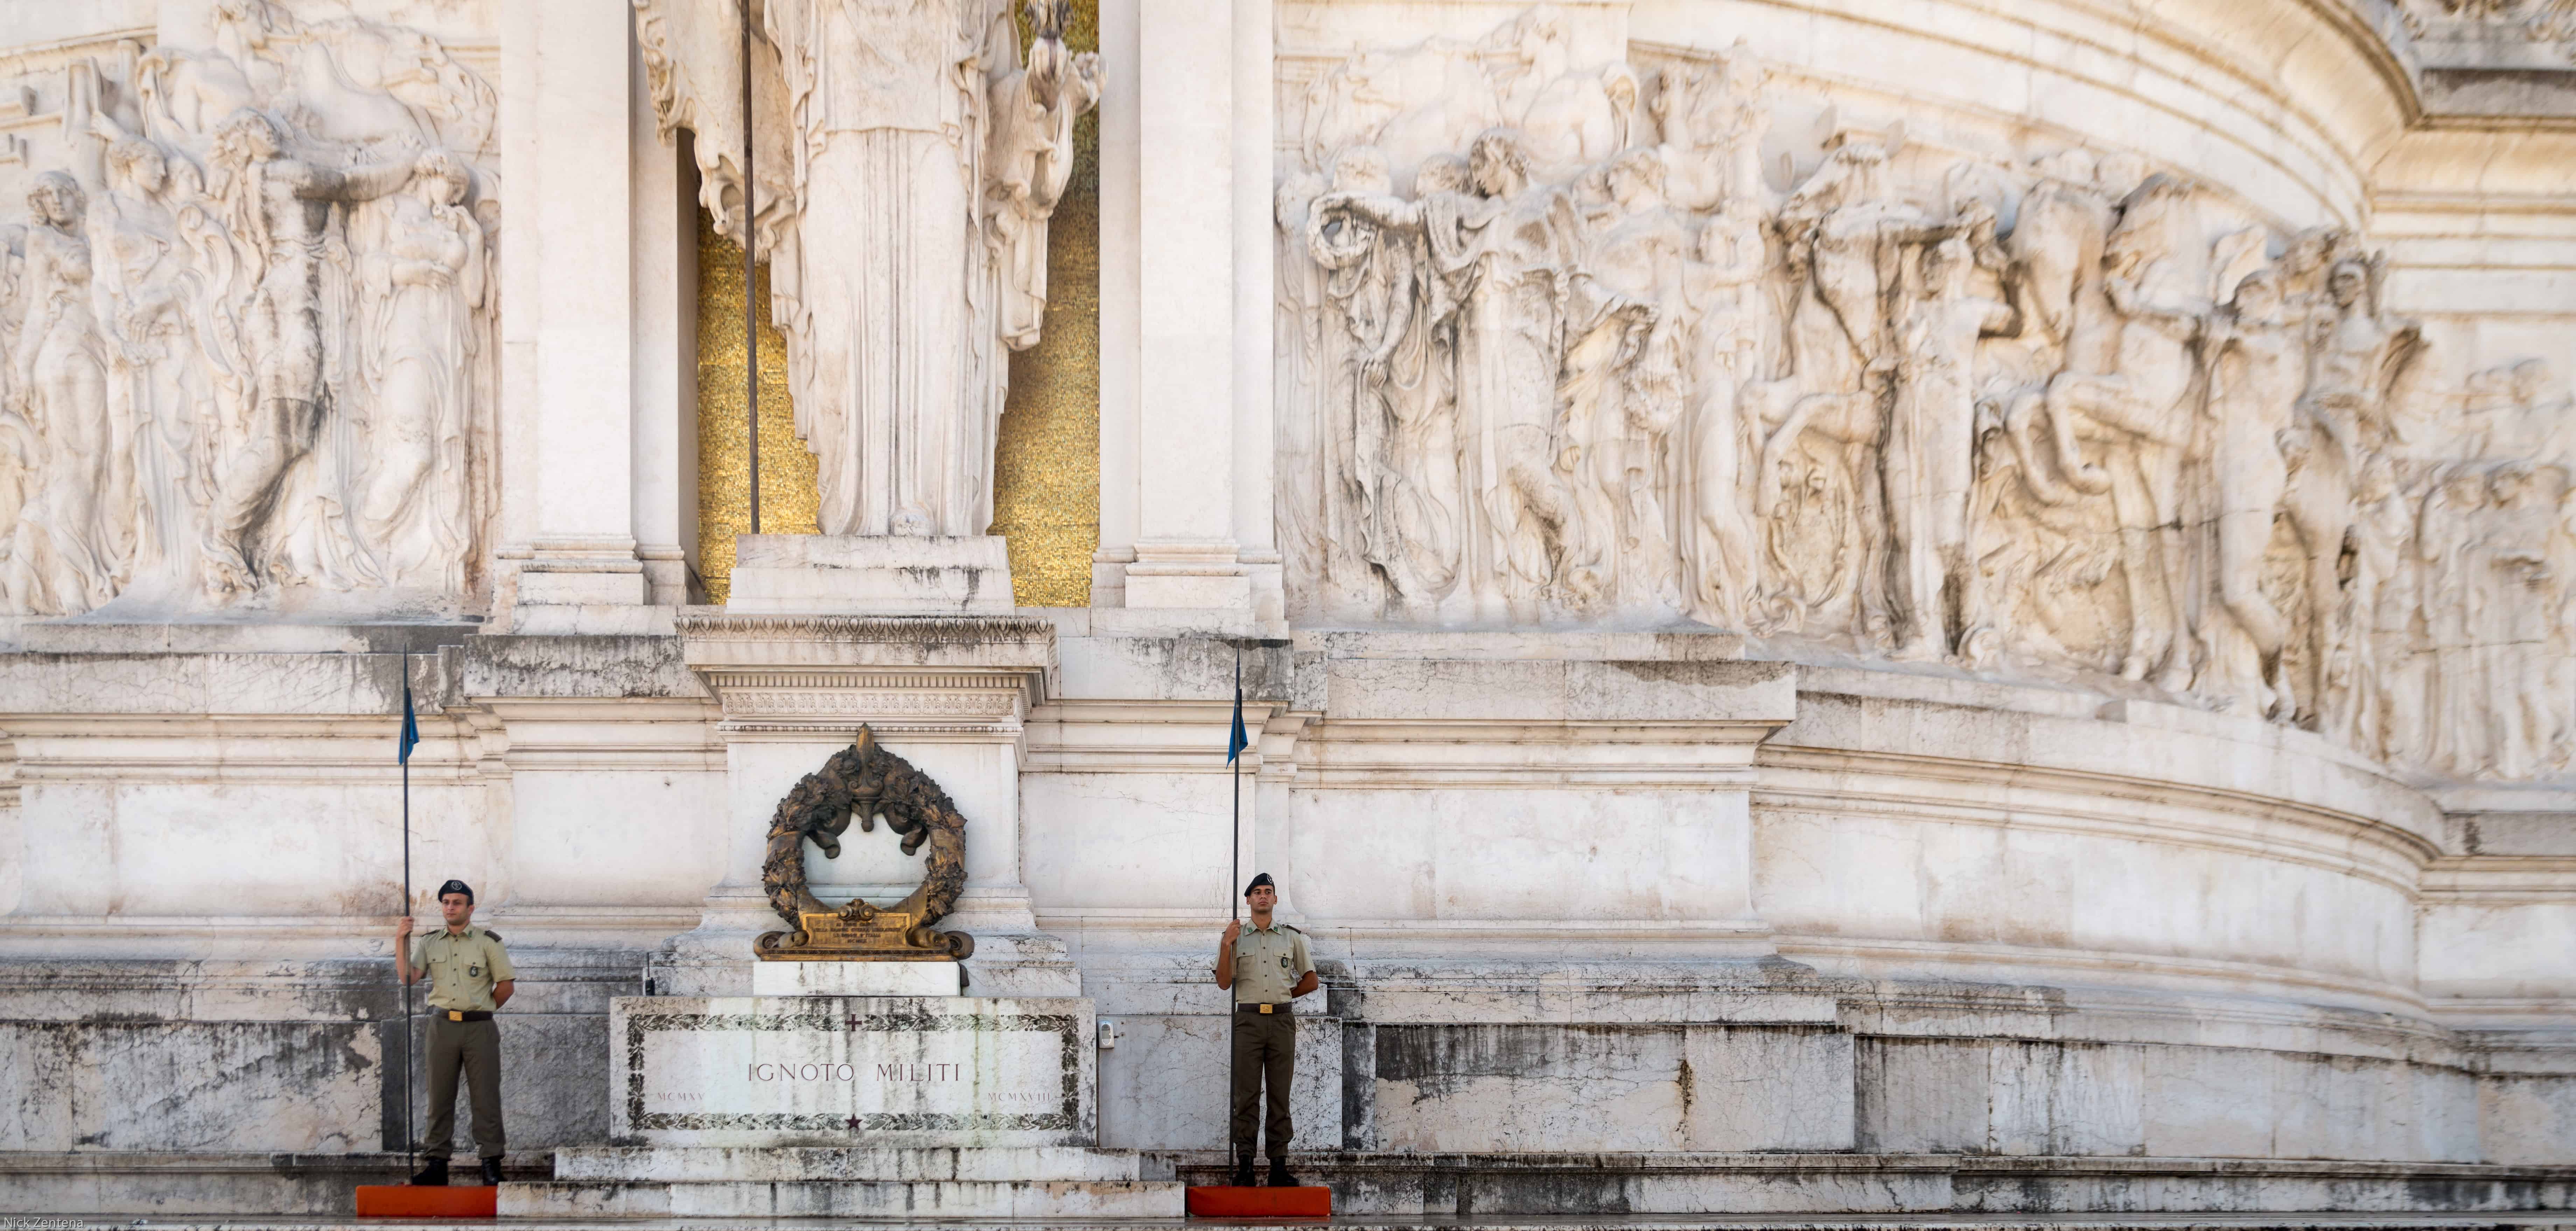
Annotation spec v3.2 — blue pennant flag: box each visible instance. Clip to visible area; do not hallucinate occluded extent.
[398,678,420,765]
[1226,665,1249,764]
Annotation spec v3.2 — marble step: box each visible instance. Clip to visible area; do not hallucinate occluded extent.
[500,1177,1187,1219]
[22,1214,2576,1230]
[1156,1152,2576,1219]
[551,1144,1150,1183]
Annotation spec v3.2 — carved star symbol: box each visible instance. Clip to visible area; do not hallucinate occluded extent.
[844,1116,863,1132]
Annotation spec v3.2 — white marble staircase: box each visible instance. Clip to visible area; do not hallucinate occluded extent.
[500,1145,1184,1219]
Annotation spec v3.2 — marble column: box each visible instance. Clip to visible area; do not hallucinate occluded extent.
[1092,0,1142,608]
[631,28,698,609]
[498,0,664,632]
[1101,0,1268,614]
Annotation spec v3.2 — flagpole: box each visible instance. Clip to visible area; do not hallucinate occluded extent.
[399,654,416,1174]
[1226,642,1241,1175]
[741,0,761,536]
[1231,643,1241,925]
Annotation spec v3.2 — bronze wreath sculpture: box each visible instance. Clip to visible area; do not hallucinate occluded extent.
[755,726,974,960]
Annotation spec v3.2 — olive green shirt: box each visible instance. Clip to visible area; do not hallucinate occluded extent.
[1231,922,1313,1004]
[410,924,513,1012]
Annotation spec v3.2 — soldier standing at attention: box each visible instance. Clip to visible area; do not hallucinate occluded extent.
[1215,872,1317,1187]
[395,879,514,1186]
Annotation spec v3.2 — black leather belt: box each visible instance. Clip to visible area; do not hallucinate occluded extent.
[1234,1003,1292,1015]
[439,1010,494,1022]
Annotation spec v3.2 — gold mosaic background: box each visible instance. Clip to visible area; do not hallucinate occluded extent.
[692,0,1099,606]
[695,211,820,604]
[989,0,1102,607]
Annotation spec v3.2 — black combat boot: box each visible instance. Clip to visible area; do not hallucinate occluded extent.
[1267,1155,1297,1188]
[1229,1149,1256,1187]
[479,1157,504,1185]
[407,1158,448,1186]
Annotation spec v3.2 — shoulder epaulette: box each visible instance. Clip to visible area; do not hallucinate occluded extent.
[1278,923,1304,935]
[479,928,504,943]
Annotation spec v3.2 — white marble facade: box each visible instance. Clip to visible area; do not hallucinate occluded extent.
[1,0,2575,1218]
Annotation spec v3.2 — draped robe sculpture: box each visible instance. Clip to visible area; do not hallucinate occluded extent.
[632,0,1101,539]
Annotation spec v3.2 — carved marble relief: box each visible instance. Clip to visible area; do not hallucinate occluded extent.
[2400,0,2576,63]
[1277,7,2576,782]
[634,0,1100,539]
[0,0,498,618]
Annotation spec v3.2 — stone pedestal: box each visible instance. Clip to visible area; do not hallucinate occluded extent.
[727,535,1014,615]
[752,961,963,997]
[608,995,1094,1147]
[655,568,1081,998]
[500,994,1181,1218]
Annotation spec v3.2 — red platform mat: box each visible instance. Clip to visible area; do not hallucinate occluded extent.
[354,1185,498,1218]
[1185,1184,1332,1217]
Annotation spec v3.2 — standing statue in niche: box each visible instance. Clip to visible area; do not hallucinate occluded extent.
[633,0,1101,540]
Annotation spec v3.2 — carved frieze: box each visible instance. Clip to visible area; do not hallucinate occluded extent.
[1276,7,2576,782]
[0,0,498,618]
[678,612,1055,736]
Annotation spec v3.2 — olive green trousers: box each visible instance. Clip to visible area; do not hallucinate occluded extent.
[421,1014,505,1160]
[1228,1007,1295,1156]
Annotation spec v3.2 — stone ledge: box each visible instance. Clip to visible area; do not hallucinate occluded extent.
[501,1176,1185,1219]
[14,1216,2576,1230]
[552,1143,1150,1182]
[0,1149,548,1215]
[12,619,478,656]
[14,1148,2566,1219]
[1153,1152,2576,1216]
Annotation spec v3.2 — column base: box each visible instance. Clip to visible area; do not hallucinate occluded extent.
[1121,541,1250,609]
[504,539,670,634]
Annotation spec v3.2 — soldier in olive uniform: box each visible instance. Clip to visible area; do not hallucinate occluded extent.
[395,879,515,1186]
[1214,872,1316,1187]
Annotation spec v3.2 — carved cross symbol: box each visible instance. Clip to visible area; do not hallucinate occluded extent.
[845,1015,862,1030]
